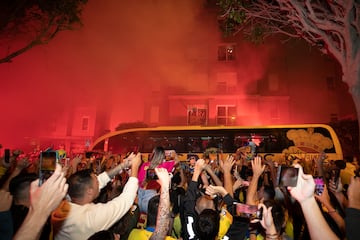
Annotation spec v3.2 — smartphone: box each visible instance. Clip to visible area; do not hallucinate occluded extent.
[4,149,10,163]
[314,176,325,195]
[146,168,158,180]
[277,165,299,187]
[330,168,340,188]
[39,151,57,185]
[233,203,263,220]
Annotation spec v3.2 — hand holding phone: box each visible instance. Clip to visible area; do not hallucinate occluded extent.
[39,151,58,186]
[233,203,263,220]
[277,165,299,187]
[146,168,158,180]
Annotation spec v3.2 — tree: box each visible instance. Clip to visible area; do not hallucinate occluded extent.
[0,0,88,63]
[218,0,360,151]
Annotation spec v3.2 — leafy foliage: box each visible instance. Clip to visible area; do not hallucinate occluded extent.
[0,0,88,63]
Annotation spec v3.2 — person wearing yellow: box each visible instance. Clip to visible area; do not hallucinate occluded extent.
[129,168,176,240]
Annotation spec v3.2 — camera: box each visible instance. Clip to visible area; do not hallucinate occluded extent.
[232,203,263,220]
[146,168,158,180]
[39,151,58,186]
[277,165,299,187]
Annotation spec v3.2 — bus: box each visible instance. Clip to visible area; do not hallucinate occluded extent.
[89,124,343,163]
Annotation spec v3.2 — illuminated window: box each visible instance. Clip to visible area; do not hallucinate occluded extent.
[81,117,89,131]
[217,105,236,125]
[218,44,236,61]
[188,105,207,125]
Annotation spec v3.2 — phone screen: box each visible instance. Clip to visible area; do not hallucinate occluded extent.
[39,151,57,185]
[233,203,262,220]
[146,169,158,180]
[314,176,325,195]
[277,166,299,187]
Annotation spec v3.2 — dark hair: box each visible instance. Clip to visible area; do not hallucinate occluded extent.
[9,173,37,201]
[147,195,160,227]
[263,185,276,200]
[88,230,114,240]
[263,200,285,234]
[149,146,165,169]
[195,209,220,240]
[67,169,94,199]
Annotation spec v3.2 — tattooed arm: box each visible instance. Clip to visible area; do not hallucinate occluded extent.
[150,168,171,240]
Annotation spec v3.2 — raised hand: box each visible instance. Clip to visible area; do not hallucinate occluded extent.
[205,185,227,197]
[258,203,277,235]
[220,154,235,174]
[288,164,315,204]
[155,168,170,189]
[30,164,68,215]
[251,156,265,178]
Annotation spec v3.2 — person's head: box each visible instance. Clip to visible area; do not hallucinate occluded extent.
[9,173,38,207]
[149,146,165,169]
[257,185,276,202]
[147,195,161,227]
[87,230,119,240]
[67,169,99,204]
[195,195,216,214]
[195,209,220,240]
[188,154,198,167]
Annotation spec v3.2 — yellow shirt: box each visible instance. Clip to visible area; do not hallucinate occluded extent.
[218,207,233,239]
[128,228,176,240]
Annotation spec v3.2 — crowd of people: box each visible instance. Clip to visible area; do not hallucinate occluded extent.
[0,145,359,240]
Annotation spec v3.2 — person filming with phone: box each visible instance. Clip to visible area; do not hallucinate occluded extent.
[51,152,142,240]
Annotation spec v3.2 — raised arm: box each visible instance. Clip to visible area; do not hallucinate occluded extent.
[315,185,345,235]
[106,152,138,179]
[288,165,339,240]
[219,154,235,197]
[150,168,171,240]
[1,157,29,191]
[14,164,68,240]
[204,164,223,187]
[246,156,265,205]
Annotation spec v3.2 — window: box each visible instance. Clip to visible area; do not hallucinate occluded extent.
[218,44,236,61]
[81,117,89,131]
[187,105,207,125]
[216,72,237,93]
[217,105,236,125]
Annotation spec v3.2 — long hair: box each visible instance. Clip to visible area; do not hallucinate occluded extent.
[149,146,165,169]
